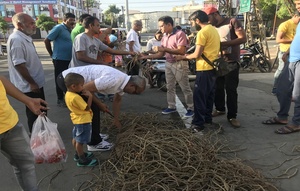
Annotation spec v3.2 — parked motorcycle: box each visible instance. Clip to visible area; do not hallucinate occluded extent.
[239,41,272,73]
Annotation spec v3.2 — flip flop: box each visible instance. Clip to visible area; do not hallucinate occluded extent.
[262,117,288,125]
[275,126,300,134]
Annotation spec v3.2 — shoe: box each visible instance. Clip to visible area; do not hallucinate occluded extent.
[77,158,98,167]
[73,152,94,162]
[162,108,177,114]
[87,140,114,152]
[184,110,194,118]
[212,110,225,117]
[190,124,205,133]
[228,118,241,128]
[100,133,109,140]
[57,99,66,107]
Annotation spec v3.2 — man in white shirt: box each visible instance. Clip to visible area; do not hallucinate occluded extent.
[146,30,163,54]
[126,20,143,75]
[7,13,45,133]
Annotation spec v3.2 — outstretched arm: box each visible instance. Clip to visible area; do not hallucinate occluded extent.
[0,76,48,115]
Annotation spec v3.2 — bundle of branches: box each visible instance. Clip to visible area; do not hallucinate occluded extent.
[93,113,278,191]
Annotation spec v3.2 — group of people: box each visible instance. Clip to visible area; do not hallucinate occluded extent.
[263,1,300,134]
[141,7,246,131]
[3,12,146,190]
[3,1,300,189]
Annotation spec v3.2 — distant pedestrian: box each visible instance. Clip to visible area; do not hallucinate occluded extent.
[70,13,91,42]
[146,30,163,54]
[64,73,98,166]
[126,20,143,75]
[0,75,47,191]
[7,13,46,133]
[203,6,247,128]
[175,10,220,132]
[44,12,76,107]
[140,16,194,118]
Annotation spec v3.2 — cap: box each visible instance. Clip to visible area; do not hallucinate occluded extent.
[203,7,218,15]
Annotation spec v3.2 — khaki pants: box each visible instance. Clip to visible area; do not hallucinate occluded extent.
[165,61,194,110]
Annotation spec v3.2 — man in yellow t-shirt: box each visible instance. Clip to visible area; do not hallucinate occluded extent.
[176,10,220,132]
[272,14,299,95]
[0,76,47,191]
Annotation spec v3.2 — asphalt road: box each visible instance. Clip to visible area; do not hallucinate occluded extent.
[0,41,299,191]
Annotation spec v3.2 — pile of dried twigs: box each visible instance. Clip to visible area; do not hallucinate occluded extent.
[93,113,278,191]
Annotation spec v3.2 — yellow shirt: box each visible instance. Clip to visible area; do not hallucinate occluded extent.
[65,91,93,125]
[196,25,220,71]
[278,19,297,52]
[0,80,18,134]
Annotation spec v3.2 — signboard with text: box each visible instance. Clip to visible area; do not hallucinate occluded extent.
[0,0,56,4]
[239,0,251,13]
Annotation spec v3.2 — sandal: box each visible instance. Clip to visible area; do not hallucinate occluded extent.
[275,125,300,134]
[262,117,288,125]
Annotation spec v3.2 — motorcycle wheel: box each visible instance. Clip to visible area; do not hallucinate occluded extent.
[257,57,272,73]
[157,74,167,92]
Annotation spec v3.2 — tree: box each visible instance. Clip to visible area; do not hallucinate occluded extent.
[104,4,121,27]
[36,14,56,34]
[0,17,8,42]
[83,0,95,14]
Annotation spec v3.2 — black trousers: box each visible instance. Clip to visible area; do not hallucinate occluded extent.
[57,73,102,145]
[24,88,46,133]
[53,59,70,100]
[214,64,239,119]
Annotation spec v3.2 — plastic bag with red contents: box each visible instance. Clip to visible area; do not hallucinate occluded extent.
[30,115,67,164]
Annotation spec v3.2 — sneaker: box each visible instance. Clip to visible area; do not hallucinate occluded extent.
[73,152,94,162]
[212,110,226,117]
[228,118,241,128]
[184,110,194,118]
[77,158,98,167]
[162,108,177,115]
[87,140,114,152]
[100,133,109,141]
[57,99,66,107]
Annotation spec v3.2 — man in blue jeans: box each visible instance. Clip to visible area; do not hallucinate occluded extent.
[274,1,300,134]
[44,12,76,107]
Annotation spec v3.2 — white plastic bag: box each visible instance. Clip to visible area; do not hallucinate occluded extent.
[30,115,67,164]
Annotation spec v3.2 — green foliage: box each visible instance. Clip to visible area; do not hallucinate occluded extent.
[259,0,291,20]
[36,14,56,33]
[0,16,8,41]
[104,4,121,27]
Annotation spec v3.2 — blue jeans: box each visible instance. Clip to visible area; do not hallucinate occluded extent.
[276,62,292,120]
[273,51,288,93]
[192,70,216,127]
[0,122,39,191]
[73,123,92,144]
[289,61,300,125]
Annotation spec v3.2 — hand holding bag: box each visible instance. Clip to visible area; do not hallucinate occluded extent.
[30,115,67,164]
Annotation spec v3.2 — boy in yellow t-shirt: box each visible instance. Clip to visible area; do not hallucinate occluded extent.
[64,73,98,167]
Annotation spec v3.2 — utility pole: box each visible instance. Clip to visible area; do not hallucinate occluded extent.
[125,0,130,31]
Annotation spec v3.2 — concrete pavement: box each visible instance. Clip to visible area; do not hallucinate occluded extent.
[0,41,299,191]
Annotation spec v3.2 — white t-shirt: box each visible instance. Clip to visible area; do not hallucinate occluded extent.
[126,29,141,52]
[62,65,130,95]
[7,29,45,93]
[146,37,161,52]
[70,33,109,67]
